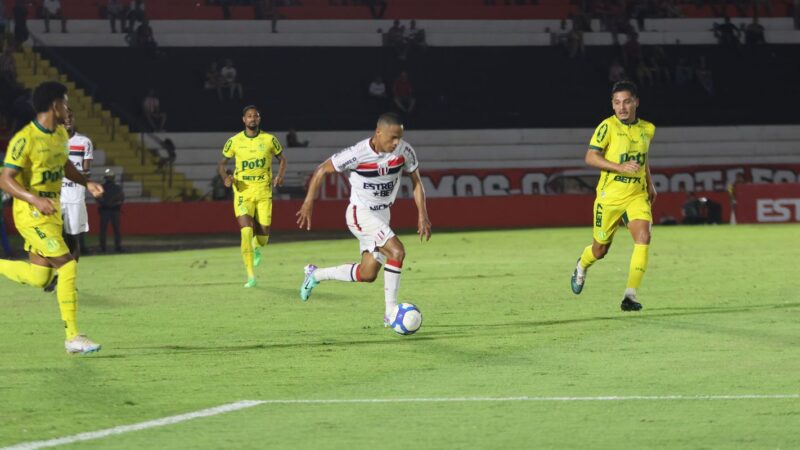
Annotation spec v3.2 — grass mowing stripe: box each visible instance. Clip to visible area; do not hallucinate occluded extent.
[1,400,265,450]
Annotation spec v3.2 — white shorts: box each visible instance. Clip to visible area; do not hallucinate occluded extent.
[345,203,395,254]
[61,202,89,235]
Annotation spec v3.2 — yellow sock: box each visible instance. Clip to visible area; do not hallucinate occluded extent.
[627,244,649,289]
[579,245,598,270]
[255,234,269,247]
[0,259,52,287]
[241,227,255,278]
[56,260,79,340]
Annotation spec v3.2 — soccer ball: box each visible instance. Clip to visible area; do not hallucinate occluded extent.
[389,303,423,335]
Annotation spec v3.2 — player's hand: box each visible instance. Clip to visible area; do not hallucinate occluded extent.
[224,175,233,188]
[417,215,432,242]
[618,161,640,174]
[87,181,104,198]
[273,174,284,187]
[296,202,313,230]
[31,197,56,216]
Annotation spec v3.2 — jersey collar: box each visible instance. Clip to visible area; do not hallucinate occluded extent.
[243,129,260,139]
[615,116,639,126]
[33,120,55,134]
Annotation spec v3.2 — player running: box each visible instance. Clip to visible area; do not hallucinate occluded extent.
[0,81,104,354]
[295,113,432,326]
[217,105,287,288]
[44,107,93,292]
[570,81,657,311]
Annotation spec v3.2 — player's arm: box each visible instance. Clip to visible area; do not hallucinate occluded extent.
[217,157,233,187]
[645,159,656,204]
[0,166,56,215]
[273,152,287,187]
[296,159,336,230]
[83,140,93,175]
[408,169,431,242]
[64,159,104,198]
[585,149,639,174]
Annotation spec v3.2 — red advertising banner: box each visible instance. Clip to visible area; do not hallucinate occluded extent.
[318,164,800,199]
[735,183,800,224]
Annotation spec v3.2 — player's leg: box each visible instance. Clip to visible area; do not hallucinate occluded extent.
[0,252,53,287]
[572,198,622,294]
[237,213,257,287]
[48,252,101,354]
[252,198,273,267]
[377,236,405,325]
[621,196,653,312]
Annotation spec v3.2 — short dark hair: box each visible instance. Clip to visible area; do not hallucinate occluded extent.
[32,81,68,113]
[377,112,403,127]
[611,81,638,98]
[242,105,260,116]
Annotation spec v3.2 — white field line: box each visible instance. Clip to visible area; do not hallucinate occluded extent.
[3,394,799,449]
[1,400,265,450]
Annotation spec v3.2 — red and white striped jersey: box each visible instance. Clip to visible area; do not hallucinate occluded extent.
[61,132,94,204]
[330,138,419,211]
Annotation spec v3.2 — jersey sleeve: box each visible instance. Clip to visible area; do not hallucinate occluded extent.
[271,135,283,156]
[3,131,30,171]
[84,138,94,161]
[330,146,359,173]
[589,120,610,152]
[402,143,419,173]
[222,138,235,159]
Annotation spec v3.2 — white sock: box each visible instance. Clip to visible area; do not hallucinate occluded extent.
[576,260,585,276]
[624,287,637,298]
[315,264,360,282]
[384,259,402,316]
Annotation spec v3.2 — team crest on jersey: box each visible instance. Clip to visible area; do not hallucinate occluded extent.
[377,161,390,176]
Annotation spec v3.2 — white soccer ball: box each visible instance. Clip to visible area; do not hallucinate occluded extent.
[389,303,422,335]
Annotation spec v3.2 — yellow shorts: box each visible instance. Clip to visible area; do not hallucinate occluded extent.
[234,190,273,227]
[592,194,652,244]
[19,221,71,258]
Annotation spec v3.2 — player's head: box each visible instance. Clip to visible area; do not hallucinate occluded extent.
[242,105,261,131]
[610,81,639,123]
[373,112,404,153]
[64,107,75,132]
[33,81,69,124]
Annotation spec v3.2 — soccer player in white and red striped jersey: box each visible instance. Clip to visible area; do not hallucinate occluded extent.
[44,108,93,292]
[296,113,431,326]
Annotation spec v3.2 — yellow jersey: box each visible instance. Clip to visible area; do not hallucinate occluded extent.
[222,130,283,197]
[3,121,69,227]
[588,115,655,201]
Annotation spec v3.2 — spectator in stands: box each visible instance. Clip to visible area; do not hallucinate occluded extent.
[135,19,157,56]
[675,57,693,85]
[127,0,146,32]
[367,0,387,19]
[211,169,234,201]
[392,71,416,114]
[204,62,223,101]
[97,169,124,253]
[405,20,427,50]
[368,75,388,111]
[0,46,16,84]
[156,138,176,172]
[744,17,766,45]
[253,0,278,33]
[682,191,704,224]
[608,59,627,83]
[142,88,167,131]
[286,128,309,147]
[42,0,67,33]
[727,172,745,224]
[220,0,231,20]
[548,20,569,48]
[13,0,30,47]
[713,16,741,47]
[566,21,585,58]
[694,56,714,95]
[385,20,407,59]
[12,88,34,130]
[107,0,128,34]
[220,59,244,99]
[622,33,643,74]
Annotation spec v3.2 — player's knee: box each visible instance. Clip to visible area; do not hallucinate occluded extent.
[636,231,651,244]
[593,245,610,259]
[387,247,405,262]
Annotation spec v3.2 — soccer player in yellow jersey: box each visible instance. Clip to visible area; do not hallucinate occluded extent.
[217,105,287,288]
[0,81,105,354]
[570,81,657,311]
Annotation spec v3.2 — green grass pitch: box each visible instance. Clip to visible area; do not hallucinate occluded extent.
[1,225,798,449]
